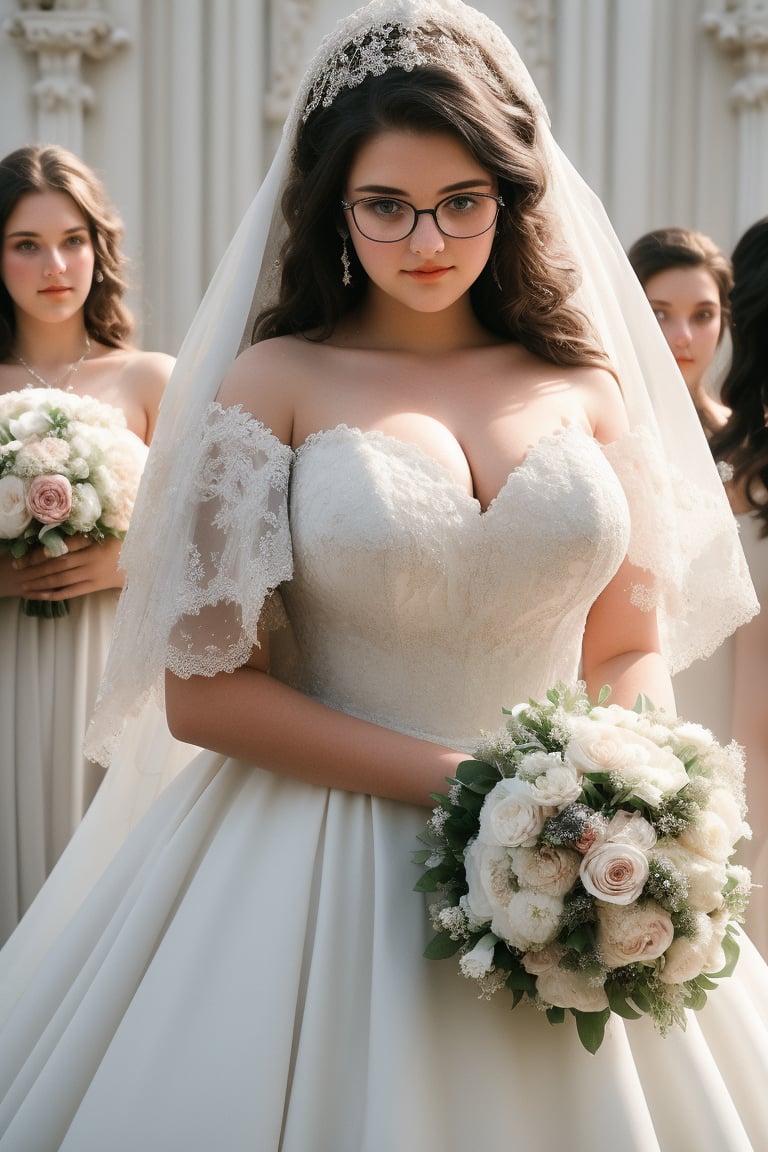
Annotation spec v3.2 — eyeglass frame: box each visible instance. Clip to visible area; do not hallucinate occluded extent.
[340,192,505,243]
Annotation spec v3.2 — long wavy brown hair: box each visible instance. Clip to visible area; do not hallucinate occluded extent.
[709,217,768,535]
[254,60,610,373]
[0,144,134,359]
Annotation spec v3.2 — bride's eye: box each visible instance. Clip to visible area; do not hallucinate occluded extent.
[369,198,406,217]
[445,194,478,212]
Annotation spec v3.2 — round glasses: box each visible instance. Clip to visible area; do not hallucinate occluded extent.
[340,192,504,243]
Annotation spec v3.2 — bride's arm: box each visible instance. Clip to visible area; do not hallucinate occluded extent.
[164,648,466,807]
[581,554,675,712]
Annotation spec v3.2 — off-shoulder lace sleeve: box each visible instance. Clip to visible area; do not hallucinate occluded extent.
[604,426,758,674]
[167,402,293,678]
[85,402,293,766]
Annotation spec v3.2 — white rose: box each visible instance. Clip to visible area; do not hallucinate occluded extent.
[565,721,688,803]
[0,475,32,538]
[9,408,52,440]
[519,751,583,807]
[603,810,657,851]
[580,840,649,904]
[658,912,714,984]
[706,787,749,845]
[477,777,553,848]
[596,900,674,967]
[459,933,498,980]
[68,482,102,532]
[652,843,726,913]
[586,705,643,730]
[509,844,581,898]
[463,838,513,923]
[491,888,563,951]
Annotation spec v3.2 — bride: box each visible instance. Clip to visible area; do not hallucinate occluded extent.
[0,2,766,1148]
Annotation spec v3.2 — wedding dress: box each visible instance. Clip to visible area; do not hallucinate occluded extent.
[0,413,767,1151]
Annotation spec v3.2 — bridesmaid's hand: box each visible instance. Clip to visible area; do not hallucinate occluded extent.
[13,535,125,601]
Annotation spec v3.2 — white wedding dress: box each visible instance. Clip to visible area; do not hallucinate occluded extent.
[1,415,767,1151]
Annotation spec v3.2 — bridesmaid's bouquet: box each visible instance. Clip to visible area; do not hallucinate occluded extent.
[416,683,751,1053]
[0,388,147,617]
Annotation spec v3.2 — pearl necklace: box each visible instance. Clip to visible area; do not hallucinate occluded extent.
[14,335,92,392]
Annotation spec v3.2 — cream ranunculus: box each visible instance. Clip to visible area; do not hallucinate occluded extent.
[490,888,563,951]
[509,844,581,898]
[535,964,609,1012]
[658,912,714,984]
[596,900,675,967]
[651,843,726,913]
[463,838,514,924]
[580,840,649,904]
[0,474,32,538]
[477,776,553,848]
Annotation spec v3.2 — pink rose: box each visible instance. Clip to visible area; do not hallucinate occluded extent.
[580,840,649,904]
[27,474,72,524]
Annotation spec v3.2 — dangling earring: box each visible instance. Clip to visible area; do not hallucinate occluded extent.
[94,269,104,283]
[340,234,352,287]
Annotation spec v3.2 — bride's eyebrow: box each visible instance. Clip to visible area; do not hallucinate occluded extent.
[352,178,495,195]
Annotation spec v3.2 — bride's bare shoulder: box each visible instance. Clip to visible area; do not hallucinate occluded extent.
[215,335,322,444]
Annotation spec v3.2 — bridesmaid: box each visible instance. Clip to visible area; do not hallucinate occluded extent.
[0,144,174,943]
[710,217,768,959]
[628,226,735,746]
[628,226,732,435]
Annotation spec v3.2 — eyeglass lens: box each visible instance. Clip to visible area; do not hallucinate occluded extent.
[348,193,501,241]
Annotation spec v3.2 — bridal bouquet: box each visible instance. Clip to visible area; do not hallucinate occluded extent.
[0,388,147,617]
[416,684,751,1053]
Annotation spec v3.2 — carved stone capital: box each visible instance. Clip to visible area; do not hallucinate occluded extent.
[4,8,130,61]
[704,0,768,107]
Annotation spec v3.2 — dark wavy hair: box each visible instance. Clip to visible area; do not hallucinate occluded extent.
[709,217,768,535]
[627,226,733,341]
[0,144,134,359]
[254,62,609,372]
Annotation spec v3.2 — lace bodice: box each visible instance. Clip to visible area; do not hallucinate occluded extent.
[277,423,629,749]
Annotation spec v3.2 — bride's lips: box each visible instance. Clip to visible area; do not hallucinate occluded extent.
[405,265,451,280]
[39,286,72,295]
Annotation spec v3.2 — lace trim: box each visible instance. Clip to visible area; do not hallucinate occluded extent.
[85,403,293,765]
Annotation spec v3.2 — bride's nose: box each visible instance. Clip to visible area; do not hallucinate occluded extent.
[409,212,445,255]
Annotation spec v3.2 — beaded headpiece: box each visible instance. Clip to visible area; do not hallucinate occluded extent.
[297,0,547,126]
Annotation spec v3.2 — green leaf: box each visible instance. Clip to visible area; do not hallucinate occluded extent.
[573,1008,611,1053]
[546,1005,566,1024]
[597,684,612,705]
[633,693,656,714]
[683,983,708,1011]
[455,759,501,793]
[423,930,462,960]
[505,968,537,995]
[606,985,642,1020]
[563,924,596,955]
[414,861,457,892]
[707,929,741,979]
[411,848,436,865]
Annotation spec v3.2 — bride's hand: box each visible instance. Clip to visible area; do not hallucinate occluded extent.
[14,534,125,601]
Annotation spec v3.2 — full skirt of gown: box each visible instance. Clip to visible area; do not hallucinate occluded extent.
[1,423,767,1151]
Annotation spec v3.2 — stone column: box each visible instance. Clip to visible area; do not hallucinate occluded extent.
[3,1,129,156]
[704,0,768,235]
